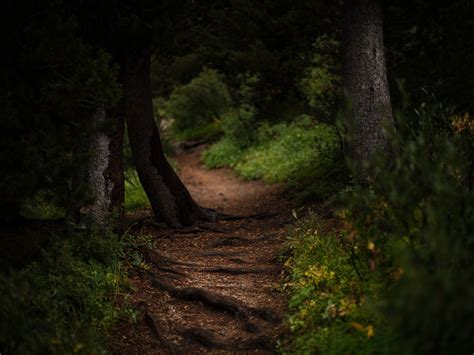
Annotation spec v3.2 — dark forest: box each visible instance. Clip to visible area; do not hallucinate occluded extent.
[1,1,473,353]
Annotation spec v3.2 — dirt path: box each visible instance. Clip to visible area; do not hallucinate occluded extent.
[112,146,294,354]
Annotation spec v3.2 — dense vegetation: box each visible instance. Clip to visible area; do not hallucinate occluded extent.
[1,0,473,353]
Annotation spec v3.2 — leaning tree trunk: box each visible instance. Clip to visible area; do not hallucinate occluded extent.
[69,105,125,229]
[342,0,394,180]
[121,47,204,228]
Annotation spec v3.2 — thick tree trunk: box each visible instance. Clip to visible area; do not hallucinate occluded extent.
[121,47,204,228]
[70,106,125,229]
[342,0,394,179]
[106,102,126,231]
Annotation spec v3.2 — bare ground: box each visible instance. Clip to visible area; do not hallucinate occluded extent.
[110,146,295,354]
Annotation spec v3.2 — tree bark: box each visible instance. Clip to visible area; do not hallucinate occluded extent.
[342,0,394,179]
[106,101,126,232]
[69,105,125,229]
[121,47,204,228]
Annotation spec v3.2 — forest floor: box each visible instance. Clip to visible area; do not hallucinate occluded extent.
[110,145,296,354]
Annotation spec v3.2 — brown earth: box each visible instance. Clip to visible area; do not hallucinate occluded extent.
[110,146,295,354]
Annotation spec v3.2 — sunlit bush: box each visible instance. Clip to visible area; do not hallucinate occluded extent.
[165,69,233,138]
[204,116,343,198]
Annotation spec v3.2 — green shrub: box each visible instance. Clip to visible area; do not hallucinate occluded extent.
[165,69,233,138]
[202,137,246,169]
[234,116,340,184]
[220,104,258,148]
[282,215,391,355]
[342,96,474,354]
[203,116,345,199]
[0,227,128,354]
[299,35,341,120]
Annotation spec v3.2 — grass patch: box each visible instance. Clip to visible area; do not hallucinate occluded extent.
[124,173,148,212]
[124,155,179,212]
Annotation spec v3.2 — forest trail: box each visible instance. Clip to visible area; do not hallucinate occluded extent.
[112,146,295,354]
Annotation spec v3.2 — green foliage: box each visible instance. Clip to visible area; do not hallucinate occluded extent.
[220,104,258,149]
[204,116,344,199]
[192,0,341,118]
[165,69,233,138]
[201,137,246,169]
[123,155,179,212]
[299,35,341,120]
[235,117,339,184]
[19,190,66,220]
[170,121,222,142]
[124,172,149,212]
[282,215,390,354]
[341,95,474,354]
[0,227,129,354]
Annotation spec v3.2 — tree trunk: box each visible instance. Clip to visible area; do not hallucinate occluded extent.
[342,0,394,179]
[121,47,204,228]
[106,101,126,232]
[69,105,125,229]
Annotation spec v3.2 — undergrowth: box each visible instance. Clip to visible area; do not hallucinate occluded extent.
[282,97,474,354]
[203,116,346,200]
[0,226,137,354]
[124,173,148,212]
[281,215,392,354]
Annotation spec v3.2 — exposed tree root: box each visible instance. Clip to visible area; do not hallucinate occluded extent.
[228,257,247,264]
[145,312,180,354]
[181,327,276,352]
[210,236,252,248]
[177,138,214,151]
[152,261,264,275]
[172,224,228,234]
[154,265,188,278]
[145,250,194,267]
[202,208,279,222]
[243,321,261,333]
[197,251,245,257]
[194,266,267,275]
[220,212,279,221]
[210,234,276,248]
[150,277,282,323]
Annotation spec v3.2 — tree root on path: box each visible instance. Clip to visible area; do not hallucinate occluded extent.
[210,236,252,247]
[171,224,228,234]
[145,312,180,354]
[193,266,267,275]
[152,263,265,276]
[228,257,246,264]
[150,277,282,323]
[153,265,188,278]
[146,311,274,353]
[197,251,245,257]
[210,234,277,248]
[202,208,279,222]
[219,212,279,221]
[145,250,194,267]
[181,327,276,352]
